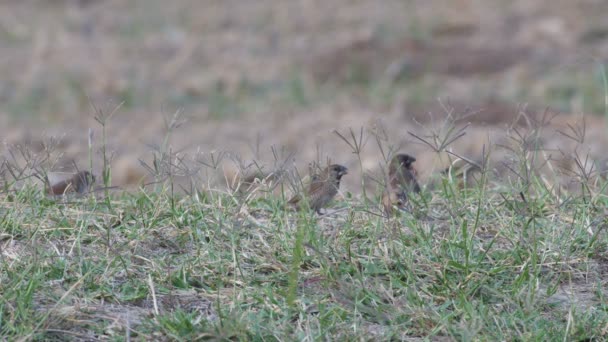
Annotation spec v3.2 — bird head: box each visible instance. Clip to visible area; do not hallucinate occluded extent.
[396,154,416,169]
[327,164,348,180]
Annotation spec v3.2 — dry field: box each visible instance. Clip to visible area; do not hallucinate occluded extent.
[1,0,608,191]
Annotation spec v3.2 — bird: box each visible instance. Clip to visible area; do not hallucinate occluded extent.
[288,164,348,214]
[382,153,420,215]
[47,170,96,195]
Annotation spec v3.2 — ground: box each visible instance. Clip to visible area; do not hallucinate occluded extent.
[1,0,608,340]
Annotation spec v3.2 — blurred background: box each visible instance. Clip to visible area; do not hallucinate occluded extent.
[2,0,608,192]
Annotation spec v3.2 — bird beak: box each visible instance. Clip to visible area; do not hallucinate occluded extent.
[340,168,348,176]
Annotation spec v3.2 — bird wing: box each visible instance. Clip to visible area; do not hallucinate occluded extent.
[307,178,326,196]
[49,180,73,195]
[289,178,325,207]
[288,193,301,204]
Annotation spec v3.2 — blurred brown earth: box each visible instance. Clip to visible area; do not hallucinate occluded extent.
[2,0,608,195]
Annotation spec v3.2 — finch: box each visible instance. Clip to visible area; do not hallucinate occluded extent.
[288,164,348,214]
[382,154,420,215]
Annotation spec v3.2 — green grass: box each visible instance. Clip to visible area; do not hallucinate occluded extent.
[1,153,607,341]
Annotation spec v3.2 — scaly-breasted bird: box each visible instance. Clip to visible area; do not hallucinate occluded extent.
[288,164,348,214]
[382,154,420,215]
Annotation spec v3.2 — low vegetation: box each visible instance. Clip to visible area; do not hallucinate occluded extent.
[1,114,607,341]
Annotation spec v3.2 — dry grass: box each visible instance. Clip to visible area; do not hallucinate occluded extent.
[2,0,608,190]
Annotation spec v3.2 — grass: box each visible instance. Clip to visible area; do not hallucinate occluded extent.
[1,119,608,341]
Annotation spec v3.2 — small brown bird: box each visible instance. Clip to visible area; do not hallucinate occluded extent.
[382,154,420,215]
[288,164,348,214]
[47,171,96,195]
